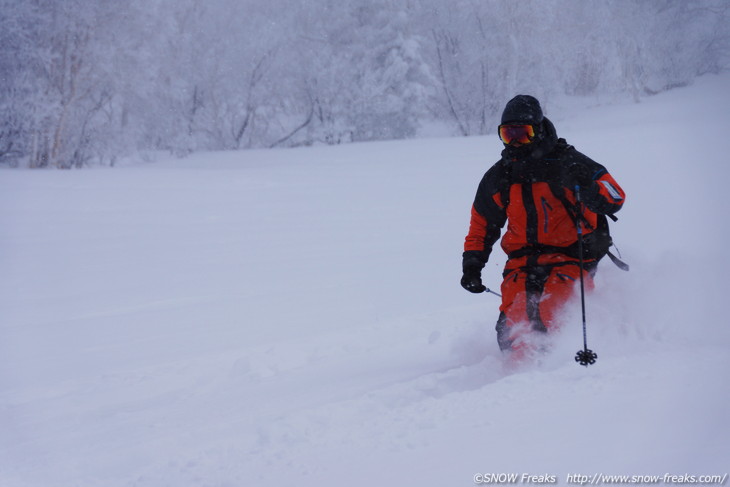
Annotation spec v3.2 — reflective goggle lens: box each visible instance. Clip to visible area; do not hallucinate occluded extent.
[498,124,535,145]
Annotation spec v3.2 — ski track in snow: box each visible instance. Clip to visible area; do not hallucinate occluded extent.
[1,74,730,486]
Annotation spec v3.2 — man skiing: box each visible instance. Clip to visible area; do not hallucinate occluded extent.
[461,95,625,360]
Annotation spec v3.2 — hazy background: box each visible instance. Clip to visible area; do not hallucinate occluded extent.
[1,0,728,168]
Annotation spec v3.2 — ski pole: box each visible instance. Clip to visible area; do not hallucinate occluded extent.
[485,288,502,298]
[574,185,597,367]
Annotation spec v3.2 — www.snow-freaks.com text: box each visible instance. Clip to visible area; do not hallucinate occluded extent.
[472,473,728,485]
[565,474,728,485]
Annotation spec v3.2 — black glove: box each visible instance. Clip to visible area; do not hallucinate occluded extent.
[461,266,486,293]
[568,162,593,187]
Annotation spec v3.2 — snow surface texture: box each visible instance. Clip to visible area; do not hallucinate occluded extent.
[2,75,729,486]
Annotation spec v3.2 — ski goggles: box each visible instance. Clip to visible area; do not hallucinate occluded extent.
[498,124,536,145]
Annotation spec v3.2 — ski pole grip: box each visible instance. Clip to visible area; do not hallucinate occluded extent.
[574,185,583,234]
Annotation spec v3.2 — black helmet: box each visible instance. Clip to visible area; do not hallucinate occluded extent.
[500,95,544,125]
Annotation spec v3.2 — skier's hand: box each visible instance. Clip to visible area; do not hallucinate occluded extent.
[461,266,486,293]
[567,162,593,187]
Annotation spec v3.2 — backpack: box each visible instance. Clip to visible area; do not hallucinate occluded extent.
[582,212,629,271]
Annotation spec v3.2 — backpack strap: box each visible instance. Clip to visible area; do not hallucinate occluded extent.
[606,249,630,271]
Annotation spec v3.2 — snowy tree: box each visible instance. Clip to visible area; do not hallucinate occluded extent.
[1,0,145,167]
[341,1,435,142]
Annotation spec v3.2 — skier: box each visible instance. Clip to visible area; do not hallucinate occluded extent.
[460,95,625,360]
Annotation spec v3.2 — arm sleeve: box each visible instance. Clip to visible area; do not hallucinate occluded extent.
[463,166,508,269]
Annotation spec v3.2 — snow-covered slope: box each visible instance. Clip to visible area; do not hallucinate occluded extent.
[2,74,729,486]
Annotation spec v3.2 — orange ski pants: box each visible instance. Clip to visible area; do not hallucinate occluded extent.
[495,260,594,353]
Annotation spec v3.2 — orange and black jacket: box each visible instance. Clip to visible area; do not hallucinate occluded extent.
[463,134,625,271]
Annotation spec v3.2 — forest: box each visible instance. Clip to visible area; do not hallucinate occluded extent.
[1,0,728,168]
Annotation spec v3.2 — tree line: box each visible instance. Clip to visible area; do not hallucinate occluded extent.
[1,0,728,168]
